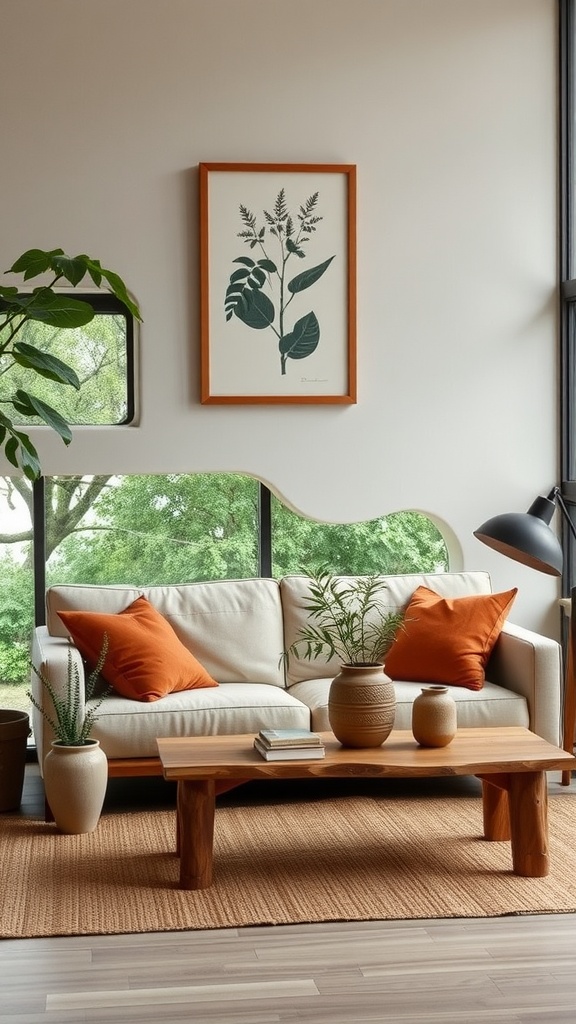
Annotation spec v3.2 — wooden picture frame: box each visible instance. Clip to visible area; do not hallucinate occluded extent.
[199,162,357,404]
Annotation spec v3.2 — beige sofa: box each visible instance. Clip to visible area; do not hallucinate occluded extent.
[30,571,562,780]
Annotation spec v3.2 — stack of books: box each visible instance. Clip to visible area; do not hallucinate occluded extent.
[253,728,326,761]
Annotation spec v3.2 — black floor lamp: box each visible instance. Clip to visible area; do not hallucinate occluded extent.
[474,486,576,783]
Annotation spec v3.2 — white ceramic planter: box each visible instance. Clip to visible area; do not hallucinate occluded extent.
[43,739,107,834]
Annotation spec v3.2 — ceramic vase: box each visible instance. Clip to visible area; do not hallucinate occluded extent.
[411,685,457,748]
[328,663,396,747]
[43,739,108,834]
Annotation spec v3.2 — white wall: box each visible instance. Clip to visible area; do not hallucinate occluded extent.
[0,0,559,633]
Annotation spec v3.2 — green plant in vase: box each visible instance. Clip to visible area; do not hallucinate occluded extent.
[28,634,111,834]
[28,634,110,745]
[283,571,405,749]
[283,570,404,668]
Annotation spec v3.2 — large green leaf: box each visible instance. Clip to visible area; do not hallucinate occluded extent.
[10,289,95,328]
[8,248,65,280]
[234,289,275,330]
[0,285,19,300]
[13,342,81,388]
[12,390,73,443]
[50,254,91,287]
[84,259,142,321]
[8,249,142,322]
[12,430,41,480]
[0,411,42,479]
[288,255,335,295]
[279,311,320,359]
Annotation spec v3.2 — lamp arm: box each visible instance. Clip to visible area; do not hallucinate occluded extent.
[550,486,576,544]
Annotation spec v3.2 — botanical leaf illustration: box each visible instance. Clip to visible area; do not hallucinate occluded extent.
[234,289,275,330]
[224,258,277,322]
[279,312,320,361]
[225,187,334,375]
[288,256,335,295]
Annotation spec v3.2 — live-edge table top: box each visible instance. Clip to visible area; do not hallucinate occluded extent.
[157,727,575,782]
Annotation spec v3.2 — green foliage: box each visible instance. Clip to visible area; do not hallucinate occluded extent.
[3,314,129,426]
[0,557,33,686]
[225,189,334,375]
[0,640,29,685]
[271,502,448,577]
[28,634,110,745]
[283,570,405,667]
[47,473,260,586]
[0,248,141,478]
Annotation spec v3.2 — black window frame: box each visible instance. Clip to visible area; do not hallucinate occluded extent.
[560,0,576,594]
[32,479,273,627]
[1,291,135,428]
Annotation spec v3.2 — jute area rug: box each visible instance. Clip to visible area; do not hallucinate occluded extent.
[2,786,576,939]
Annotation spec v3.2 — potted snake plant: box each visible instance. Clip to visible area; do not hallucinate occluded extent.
[28,635,111,833]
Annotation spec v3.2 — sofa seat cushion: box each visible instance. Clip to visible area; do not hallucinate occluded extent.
[89,682,311,759]
[288,677,530,734]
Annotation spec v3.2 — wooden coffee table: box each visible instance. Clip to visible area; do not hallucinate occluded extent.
[157,727,575,890]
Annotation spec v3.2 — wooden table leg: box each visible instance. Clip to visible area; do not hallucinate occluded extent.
[176,779,215,890]
[508,771,549,877]
[480,776,511,841]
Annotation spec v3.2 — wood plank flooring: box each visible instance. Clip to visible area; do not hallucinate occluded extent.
[2,765,576,1023]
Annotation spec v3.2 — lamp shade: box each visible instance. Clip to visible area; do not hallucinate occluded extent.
[473,493,563,577]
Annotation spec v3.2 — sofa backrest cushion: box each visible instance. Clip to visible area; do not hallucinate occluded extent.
[280,571,495,687]
[58,596,219,702]
[382,585,517,691]
[46,578,286,687]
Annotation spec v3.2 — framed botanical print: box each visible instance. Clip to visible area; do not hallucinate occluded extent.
[199,162,357,404]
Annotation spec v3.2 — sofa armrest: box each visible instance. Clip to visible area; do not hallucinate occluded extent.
[31,626,86,776]
[487,622,562,746]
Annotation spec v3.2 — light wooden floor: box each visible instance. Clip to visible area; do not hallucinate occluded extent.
[2,766,576,1023]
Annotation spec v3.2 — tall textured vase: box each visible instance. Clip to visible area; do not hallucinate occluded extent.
[328,664,396,747]
[43,739,108,834]
[411,685,457,748]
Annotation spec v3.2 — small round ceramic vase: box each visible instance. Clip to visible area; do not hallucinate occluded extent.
[328,663,396,747]
[43,738,108,834]
[411,685,457,748]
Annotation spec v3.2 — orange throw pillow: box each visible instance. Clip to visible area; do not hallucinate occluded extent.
[58,595,218,702]
[384,586,517,691]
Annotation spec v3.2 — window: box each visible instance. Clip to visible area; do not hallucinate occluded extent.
[0,471,448,721]
[0,294,134,426]
[44,473,260,588]
[270,499,448,577]
[560,0,576,590]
